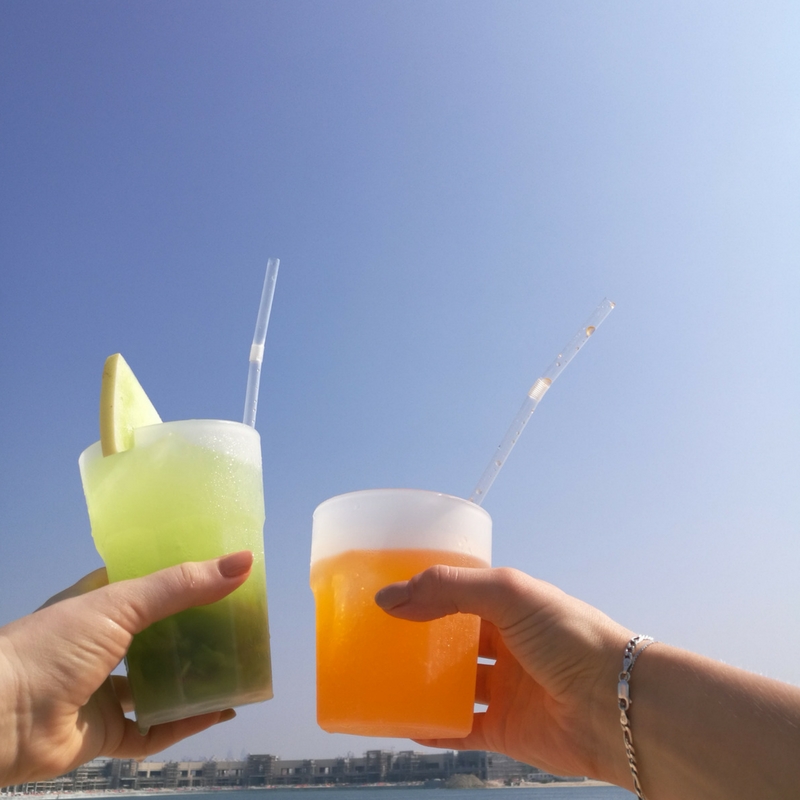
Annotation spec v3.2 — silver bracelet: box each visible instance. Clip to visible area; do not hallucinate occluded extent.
[618,635,656,800]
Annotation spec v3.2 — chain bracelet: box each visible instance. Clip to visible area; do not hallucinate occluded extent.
[618,635,656,800]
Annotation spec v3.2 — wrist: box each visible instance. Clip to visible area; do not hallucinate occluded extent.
[0,630,22,787]
[584,623,641,788]
[617,636,658,798]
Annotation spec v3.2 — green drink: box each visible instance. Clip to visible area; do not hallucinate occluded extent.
[79,418,273,731]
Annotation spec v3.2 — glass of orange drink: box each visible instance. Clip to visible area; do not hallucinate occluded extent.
[310,488,491,738]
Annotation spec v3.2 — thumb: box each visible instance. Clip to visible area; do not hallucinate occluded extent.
[375,564,549,631]
[82,550,255,636]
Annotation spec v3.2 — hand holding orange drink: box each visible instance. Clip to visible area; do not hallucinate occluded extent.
[310,300,614,739]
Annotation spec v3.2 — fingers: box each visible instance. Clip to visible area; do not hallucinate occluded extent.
[110,708,237,761]
[83,551,254,637]
[375,565,555,632]
[475,662,492,706]
[479,619,499,660]
[109,675,134,713]
[142,708,237,755]
[413,713,489,753]
[38,567,109,610]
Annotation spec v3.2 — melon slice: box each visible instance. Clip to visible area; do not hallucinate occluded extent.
[99,353,162,456]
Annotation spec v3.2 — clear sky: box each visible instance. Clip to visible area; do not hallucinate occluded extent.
[1,0,799,763]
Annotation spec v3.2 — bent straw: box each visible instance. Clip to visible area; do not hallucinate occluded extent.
[243,257,281,428]
[469,297,615,504]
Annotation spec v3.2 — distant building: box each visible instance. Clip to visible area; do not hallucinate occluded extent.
[0,750,579,794]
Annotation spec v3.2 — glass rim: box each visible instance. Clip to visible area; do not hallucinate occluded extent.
[79,418,261,465]
[313,487,490,521]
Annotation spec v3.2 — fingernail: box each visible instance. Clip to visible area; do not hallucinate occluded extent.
[219,551,253,578]
[217,709,236,724]
[375,582,411,610]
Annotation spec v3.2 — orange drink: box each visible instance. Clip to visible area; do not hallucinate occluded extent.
[311,489,492,738]
[312,547,488,737]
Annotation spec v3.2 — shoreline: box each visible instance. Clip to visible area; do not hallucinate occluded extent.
[2,781,615,797]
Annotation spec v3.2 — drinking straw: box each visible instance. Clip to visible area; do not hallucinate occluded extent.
[243,257,281,428]
[469,297,615,504]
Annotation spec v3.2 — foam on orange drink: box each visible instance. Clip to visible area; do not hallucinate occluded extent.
[311,489,492,739]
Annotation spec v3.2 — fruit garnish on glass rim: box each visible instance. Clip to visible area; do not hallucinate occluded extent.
[99,353,161,456]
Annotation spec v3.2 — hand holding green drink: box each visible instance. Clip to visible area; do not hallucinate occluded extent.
[79,260,280,731]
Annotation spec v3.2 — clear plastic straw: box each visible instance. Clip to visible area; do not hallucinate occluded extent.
[243,257,281,428]
[469,298,615,504]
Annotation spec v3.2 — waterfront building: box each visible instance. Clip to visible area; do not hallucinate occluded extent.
[0,749,577,794]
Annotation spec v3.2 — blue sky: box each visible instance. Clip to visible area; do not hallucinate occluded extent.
[1,0,799,762]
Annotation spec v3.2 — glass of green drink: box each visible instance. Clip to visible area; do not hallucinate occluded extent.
[79,418,273,731]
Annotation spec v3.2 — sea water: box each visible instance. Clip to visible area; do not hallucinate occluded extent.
[122,788,632,800]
